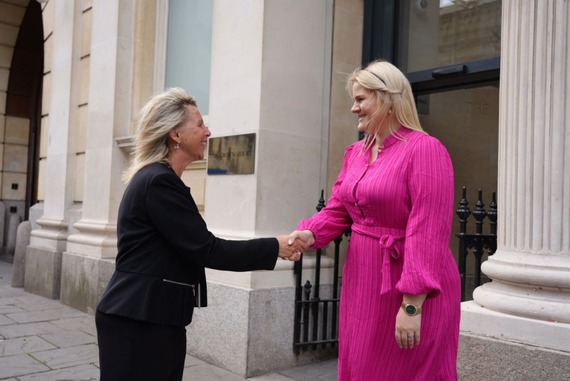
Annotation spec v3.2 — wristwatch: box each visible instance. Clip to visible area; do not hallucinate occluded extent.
[401,302,422,316]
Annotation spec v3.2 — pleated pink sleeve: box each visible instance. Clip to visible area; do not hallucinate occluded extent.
[297,145,355,248]
[396,136,455,296]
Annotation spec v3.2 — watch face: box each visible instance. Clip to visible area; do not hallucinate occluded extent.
[405,304,417,315]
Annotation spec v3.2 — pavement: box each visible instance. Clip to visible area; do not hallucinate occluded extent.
[0,260,338,381]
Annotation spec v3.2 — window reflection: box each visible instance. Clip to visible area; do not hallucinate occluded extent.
[166,0,213,114]
[417,84,499,266]
[398,0,501,73]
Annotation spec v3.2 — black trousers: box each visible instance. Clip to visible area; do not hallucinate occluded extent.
[96,310,187,381]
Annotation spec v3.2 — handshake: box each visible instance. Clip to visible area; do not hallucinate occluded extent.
[277,230,316,262]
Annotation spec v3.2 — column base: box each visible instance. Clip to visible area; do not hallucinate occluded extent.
[67,219,118,259]
[187,281,337,378]
[60,251,115,313]
[24,246,62,299]
[476,251,570,323]
[461,300,570,353]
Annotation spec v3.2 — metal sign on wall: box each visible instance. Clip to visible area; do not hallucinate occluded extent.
[207,133,256,175]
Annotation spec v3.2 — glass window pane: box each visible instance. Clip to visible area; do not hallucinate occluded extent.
[418,83,499,234]
[398,0,501,73]
[418,83,499,299]
[166,0,213,114]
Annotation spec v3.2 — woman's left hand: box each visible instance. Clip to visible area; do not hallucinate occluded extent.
[276,235,305,261]
[395,307,422,349]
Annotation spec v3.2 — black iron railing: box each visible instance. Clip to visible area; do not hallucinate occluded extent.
[456,186,497,301]
[293,191,347,354]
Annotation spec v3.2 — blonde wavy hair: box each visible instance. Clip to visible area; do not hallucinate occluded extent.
[346,60,425,151]
[123,87,197,184]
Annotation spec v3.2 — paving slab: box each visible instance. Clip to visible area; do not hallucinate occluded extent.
[0,321,65,339]
[0,335,56,356]
[31,343,99,370]
[0,259,338,381]
[0,353,50,379]
[278,360,338,381]
[0,302,24,315]
[40,329,97,348]
[183,361,248,381]
[17,364,99,381]
[50,316,98,336]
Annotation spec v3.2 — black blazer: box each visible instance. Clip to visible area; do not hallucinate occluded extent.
[97,162,278,326]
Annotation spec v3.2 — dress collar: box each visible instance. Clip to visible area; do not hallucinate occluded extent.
[381,126,412,149]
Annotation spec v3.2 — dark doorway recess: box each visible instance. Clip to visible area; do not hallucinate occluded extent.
[6,1,44,219]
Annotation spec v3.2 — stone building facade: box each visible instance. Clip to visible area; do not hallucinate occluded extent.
[0,0,568,378]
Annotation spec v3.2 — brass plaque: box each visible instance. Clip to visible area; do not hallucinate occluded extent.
[207,133,256,175]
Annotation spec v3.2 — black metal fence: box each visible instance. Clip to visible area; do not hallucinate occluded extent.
[456,186,497,301]
[293,191,347,354]
[293,187,499,352]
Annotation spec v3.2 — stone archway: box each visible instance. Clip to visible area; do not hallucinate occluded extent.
[0,0,43,259]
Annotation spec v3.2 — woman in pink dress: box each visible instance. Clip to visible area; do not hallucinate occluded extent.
[290,60,461,380]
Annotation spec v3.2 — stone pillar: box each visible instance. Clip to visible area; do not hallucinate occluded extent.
[62,0,134,313]
[461,0,570,352]
[187,0,335,377]
[26,0,79,299]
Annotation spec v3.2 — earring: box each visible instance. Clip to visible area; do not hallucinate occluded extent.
[174,143,180,150]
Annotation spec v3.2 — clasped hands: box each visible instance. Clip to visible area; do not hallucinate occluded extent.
[277,230,315,261]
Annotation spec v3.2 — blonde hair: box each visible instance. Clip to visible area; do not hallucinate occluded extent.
[123,87,197,183]
[346,60,425,150]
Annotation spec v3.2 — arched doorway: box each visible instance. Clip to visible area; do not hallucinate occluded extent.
[0,0,43,259]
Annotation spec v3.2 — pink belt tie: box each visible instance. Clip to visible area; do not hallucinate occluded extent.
[351,223,405,295]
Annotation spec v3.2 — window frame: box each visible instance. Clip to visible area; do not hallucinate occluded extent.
[362,0,500,95]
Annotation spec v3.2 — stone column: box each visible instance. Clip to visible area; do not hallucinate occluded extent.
[461,0,570,352]
[187,0,335,377]
[26,0,79,299]
[62,0,134,312]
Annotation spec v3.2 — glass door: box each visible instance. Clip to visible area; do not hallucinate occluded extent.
[390,0,503,217]
[417,84,499,226]
[362,0,503,298]
[417,84,499,300]
[400,1,501,300]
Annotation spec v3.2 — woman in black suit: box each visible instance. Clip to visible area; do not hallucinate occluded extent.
[96,87,304,381]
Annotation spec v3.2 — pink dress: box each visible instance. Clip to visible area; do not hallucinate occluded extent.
[298,127,461,381]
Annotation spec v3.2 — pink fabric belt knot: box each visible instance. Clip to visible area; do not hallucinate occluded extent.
[351,224,405,295]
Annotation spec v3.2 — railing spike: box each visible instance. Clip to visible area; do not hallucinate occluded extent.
[316,189,326,212]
